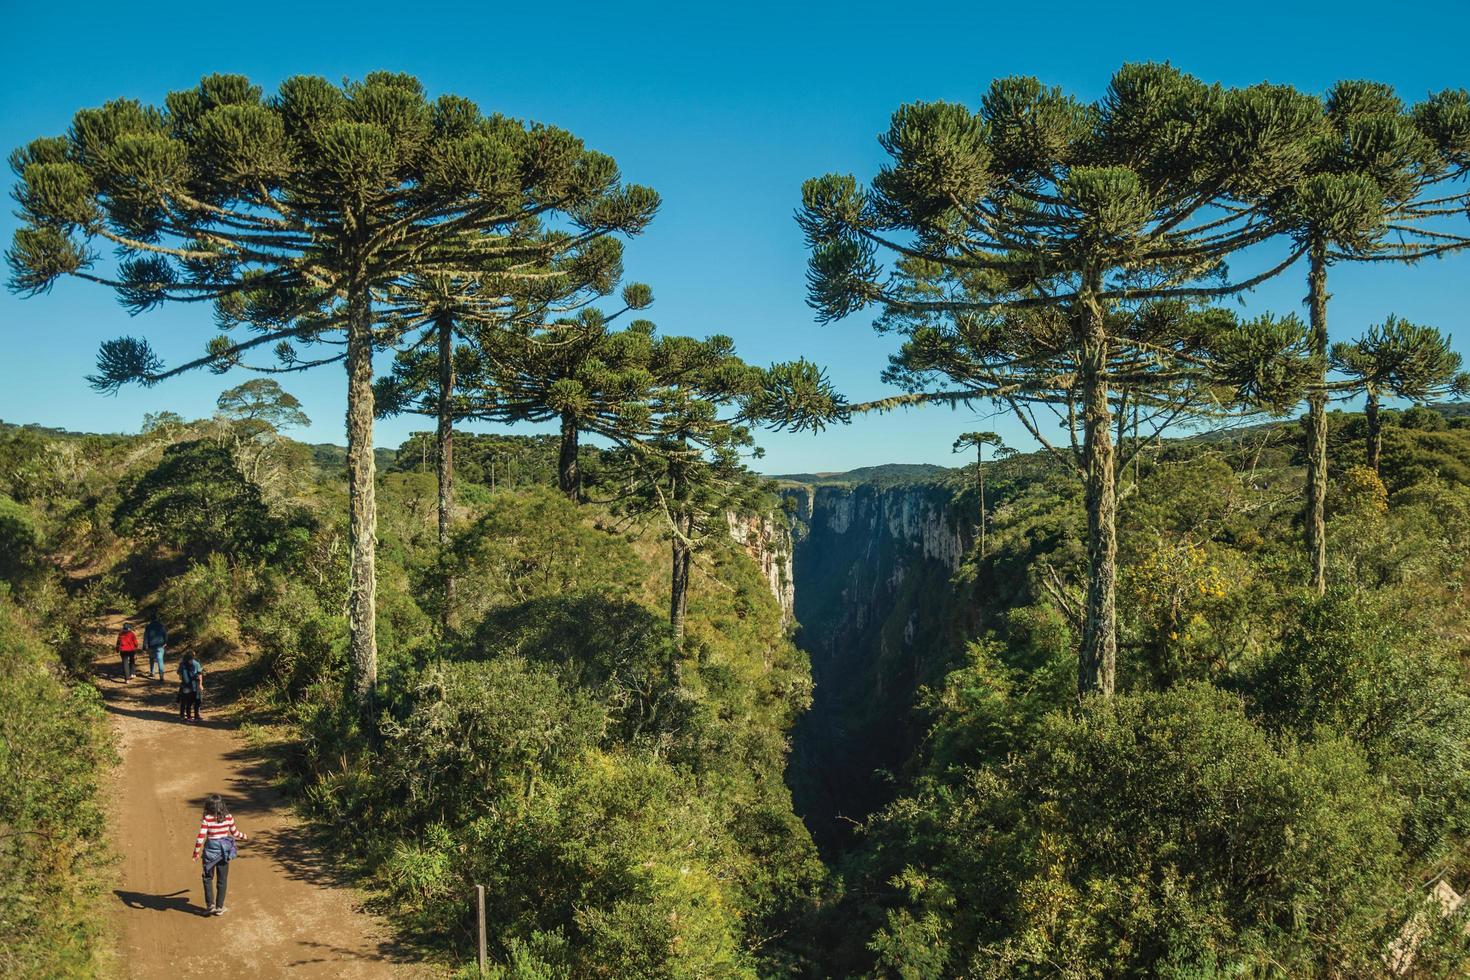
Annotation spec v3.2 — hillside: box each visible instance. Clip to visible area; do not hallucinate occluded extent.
[0,419,819,977]
[771,462,954,486]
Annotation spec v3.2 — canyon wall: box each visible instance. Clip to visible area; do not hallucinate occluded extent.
[783,480,975,853]
[727,511,796,623]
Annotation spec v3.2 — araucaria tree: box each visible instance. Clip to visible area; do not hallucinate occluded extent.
[1331,316,1469,474]
[952,430,1004,558]
[402,281,656,503]
[1263,81,1470,593]
[800,64,1320,695]
[7,72,657,708]
[374,241,639,628]
[547,332,843,637]
[375,237,636,529]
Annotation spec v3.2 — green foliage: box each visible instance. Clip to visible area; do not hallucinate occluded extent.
[112,439,284,560]
[215,378,311,430]
[1247,591,1470,862]
[0,425,80,503]
[794,422,1470,975]
[1331,315,1468,405]
[855,684,1405,978]
[219,476,826,975]
[0,494,45,588]
[467,594,684,744]
[9,71,660,383]
[448,487,644,625]
[390,432,565,490]
[0,597,111,978]
[153,554,243,654]
[375,659,604,832]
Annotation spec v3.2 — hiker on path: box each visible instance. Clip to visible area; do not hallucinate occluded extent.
[143,612,167,682]
[178,651,204,722]
[116,622,140,682]
[192,793,248,916]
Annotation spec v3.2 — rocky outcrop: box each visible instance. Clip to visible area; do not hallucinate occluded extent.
[787,483,968,572]
[727,511,796,623]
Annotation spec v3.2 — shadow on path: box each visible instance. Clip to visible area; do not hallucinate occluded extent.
[115,888,204,917]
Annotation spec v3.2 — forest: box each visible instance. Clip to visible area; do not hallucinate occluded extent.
[2,63,1470,978]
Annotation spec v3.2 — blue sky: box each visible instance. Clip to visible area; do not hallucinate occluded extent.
[2,0,1467,473]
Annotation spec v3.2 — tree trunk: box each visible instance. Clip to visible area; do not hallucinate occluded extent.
[670,516,691,640]
[1305,239,1329,596]
[1078,292,1117,698]
[976,445,986,560]
[436,313,455,630]
[669,448,691,639]
[344,281,378,706]
[1365,388,1382,476]
[558,412,580,501]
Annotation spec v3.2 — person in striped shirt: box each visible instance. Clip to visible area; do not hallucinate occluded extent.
[192,794,248,916]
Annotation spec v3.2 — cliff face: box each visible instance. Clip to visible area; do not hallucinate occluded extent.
[727,511,795,623]
[784,481,974,853]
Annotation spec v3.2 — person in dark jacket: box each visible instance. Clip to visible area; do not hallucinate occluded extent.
[143,612,167,682]
[116,623,140,682]
[178,652,204,721]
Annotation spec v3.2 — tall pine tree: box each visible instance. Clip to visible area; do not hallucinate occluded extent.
[800,64,1319,695]
[7,73,657,706]
[1264,82,1470,592]
[1331,316,1469,474]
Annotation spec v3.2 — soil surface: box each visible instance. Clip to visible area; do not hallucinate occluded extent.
[96,617,422,978]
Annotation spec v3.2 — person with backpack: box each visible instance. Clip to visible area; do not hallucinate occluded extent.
[192,793,248,916]
[116,623,140,682]
[143,612,167,682]
[177,652,204,722]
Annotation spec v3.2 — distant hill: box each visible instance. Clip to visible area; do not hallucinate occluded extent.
[770,462,953,486]
[308,442,399,472]
[1,419,117,439]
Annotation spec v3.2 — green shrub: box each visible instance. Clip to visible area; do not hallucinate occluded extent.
[153,554,243,654]
[0,597,112,978]
[1247,590,1470,862]
[374,660,604,834]
[113,439,293,560]
[243,574,347,701]
[0,494,44,589]
[857,684,1408,978]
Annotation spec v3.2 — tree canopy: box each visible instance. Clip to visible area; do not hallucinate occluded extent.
[799,63,1324,694]
[7,71,658,707]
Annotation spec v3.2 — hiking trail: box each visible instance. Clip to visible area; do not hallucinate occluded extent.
[94,614,424,978]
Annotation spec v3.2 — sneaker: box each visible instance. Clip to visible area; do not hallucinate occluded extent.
[203,906,215,916]
[212,906,226,916]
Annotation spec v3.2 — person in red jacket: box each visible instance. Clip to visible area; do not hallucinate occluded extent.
[116,623,140,683]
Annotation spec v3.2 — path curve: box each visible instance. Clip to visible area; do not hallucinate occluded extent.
[96,619,421,978]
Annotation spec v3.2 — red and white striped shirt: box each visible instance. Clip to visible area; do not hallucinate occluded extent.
[192,814,247,858]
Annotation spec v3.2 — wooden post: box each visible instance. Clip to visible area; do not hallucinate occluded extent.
[476,884,487,974]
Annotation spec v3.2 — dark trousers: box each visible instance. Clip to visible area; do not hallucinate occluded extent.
[202,858,229,909]
[120,651,135,680]
[179,691,200,720]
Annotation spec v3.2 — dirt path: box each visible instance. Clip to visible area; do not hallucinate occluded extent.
[95,618,424,978]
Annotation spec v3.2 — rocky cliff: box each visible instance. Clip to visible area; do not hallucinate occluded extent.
[727,511,796,623]
[783,480,975,853]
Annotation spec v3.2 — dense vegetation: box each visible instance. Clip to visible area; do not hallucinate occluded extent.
[0,412,825,977]
[791,407,1470,975]
[7,400,1470,975]
[0,425,118,977]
